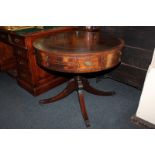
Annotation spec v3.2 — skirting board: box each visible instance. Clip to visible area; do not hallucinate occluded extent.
[131,115,155,129]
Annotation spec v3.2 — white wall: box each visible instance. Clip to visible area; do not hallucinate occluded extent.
[136,49,155,125]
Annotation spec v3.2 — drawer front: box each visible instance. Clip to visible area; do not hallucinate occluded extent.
[10,35,26,48]
[14,49,28,59]
[16,57,29,69]
[14,49,29,69]
[0,32,9,42]
[50,55,76,71]
[76,56,100,72]
[39,52,101,73]
[38,49,122,73]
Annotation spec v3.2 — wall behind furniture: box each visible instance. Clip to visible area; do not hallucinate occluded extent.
[100,26,155,89]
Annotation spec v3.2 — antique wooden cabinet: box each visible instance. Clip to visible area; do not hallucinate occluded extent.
[0,26,76,95]
[0,41,17,77]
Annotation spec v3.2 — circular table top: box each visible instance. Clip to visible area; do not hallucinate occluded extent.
[33,30,124,73]
[33,30,123,54]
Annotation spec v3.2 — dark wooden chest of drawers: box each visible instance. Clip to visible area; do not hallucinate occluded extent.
[0,27,76,95]
[0,41,17,76]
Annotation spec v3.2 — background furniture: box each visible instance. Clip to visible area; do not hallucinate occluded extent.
[0,26,76,95]
[33,30,124,126]
[0,41,17,76]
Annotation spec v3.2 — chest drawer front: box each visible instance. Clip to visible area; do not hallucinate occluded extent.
[16,57,29,69]
[10,35,26,48]
[14,49,30,72]
[0,32,9,42]
[14,49,28,59]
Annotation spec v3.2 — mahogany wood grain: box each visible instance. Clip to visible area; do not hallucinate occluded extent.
[0,41,17,77]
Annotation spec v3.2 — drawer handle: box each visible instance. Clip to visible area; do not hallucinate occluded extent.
[84,61,93,66]
[14,38,20,43]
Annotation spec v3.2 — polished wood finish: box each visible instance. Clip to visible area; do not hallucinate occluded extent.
[34,31,124,73]
[0,27,76,95]
[0,41,17,77]
[34,30,124,127]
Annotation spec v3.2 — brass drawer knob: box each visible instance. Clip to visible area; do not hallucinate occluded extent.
[84,61,93,66]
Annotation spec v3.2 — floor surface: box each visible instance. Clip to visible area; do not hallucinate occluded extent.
[0,73,142,129]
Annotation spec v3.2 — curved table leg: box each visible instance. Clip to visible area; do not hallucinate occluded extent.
[39,79,76,104]
[82,78,115,96]
[39,76,115,127]
[77,89,90,127]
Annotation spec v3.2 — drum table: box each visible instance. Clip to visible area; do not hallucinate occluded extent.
[33,30,124,127]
